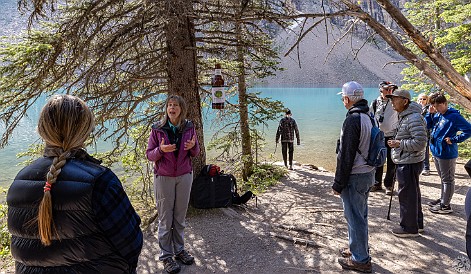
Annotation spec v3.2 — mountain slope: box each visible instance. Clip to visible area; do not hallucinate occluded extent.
[261,21,405,87]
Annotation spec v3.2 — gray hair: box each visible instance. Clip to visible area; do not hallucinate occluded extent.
[346,95,363,103]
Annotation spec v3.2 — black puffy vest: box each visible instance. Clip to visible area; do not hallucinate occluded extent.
[7,157,130,273]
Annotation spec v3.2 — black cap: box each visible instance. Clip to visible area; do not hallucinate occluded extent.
[379,81,398,91]
[286,109,291,115]
[379,81,391,88]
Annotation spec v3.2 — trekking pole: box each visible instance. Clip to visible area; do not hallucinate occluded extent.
[274,142,278,154]
[387,169,397,220]
[387,185,394,220]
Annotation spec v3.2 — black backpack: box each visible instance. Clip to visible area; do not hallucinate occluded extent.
[190,165,254,209]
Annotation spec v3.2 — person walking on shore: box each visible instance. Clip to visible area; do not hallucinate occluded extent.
[276,109,300,170]
[333,81,375,273]
[7,95,143,273]
[425,92,471,214]
[370,81,399,195]
[386,90,427,237]
[146,94,200,274]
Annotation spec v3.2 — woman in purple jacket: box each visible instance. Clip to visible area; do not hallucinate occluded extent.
[146,95,200,274]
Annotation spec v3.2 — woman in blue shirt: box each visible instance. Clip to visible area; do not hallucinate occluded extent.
[425,92,471,214]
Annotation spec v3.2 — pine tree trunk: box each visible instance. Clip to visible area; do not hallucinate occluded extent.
[165,0,206,175]
[235,19,253,180]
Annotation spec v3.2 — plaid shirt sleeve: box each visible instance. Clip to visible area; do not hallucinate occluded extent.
[92,170,143,270]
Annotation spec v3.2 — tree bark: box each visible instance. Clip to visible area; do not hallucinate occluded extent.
[165,0,206,173]
[235,19,253,181]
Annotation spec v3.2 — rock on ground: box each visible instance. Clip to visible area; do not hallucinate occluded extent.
[138,159,470,273]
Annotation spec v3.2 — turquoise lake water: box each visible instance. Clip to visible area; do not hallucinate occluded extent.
[0,87,381,187]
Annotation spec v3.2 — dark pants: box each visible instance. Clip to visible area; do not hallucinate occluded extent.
[467,215,471,260]
[374,136,396,188]
[423,140,430,171]
[281,142,294,167]
[396,162,424,233]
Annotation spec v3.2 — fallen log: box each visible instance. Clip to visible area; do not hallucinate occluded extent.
[270,232,326,248]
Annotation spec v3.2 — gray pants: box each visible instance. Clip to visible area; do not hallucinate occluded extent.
[433,157,457,205]
[154,173,193,260]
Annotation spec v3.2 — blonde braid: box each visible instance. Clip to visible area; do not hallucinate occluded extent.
[36,94,94,246]
[38,151,69,246]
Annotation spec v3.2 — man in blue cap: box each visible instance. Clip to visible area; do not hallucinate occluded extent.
[333,81,375,273]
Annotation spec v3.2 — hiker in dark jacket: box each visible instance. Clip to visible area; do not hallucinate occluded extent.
[386,90,427,237]
[7,95,143,274]
[146,94,200,274]
[425,92,471,214]
[276,109,300,170]
[333,81,375,273]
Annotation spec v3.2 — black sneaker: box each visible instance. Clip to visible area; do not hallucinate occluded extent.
[370,185,383,192]
[163,258,181,274]
[391,227,419,238]
[429,203,453,214]
[427,199,441,207]
[175,250,195,265]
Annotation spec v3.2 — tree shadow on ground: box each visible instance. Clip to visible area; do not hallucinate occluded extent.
[137,161,469,273]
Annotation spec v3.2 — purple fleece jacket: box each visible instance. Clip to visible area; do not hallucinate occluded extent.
[146,120,200,177]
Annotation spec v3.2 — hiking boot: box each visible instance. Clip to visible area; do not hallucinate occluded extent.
[289,165,293,170]
[391,227,419,238]
[339,247,371,258]
[418,227,424,233]
[370,185,383,192]
[429,203,453,214]
[421,170,430,176]
[385,187,393,195]
[339,247,352,258]
[427,199,441,207]
[175,250,195,265]
[337,257,372,273]
[163,258,181,274]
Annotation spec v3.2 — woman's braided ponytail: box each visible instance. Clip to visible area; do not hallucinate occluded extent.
[36,95,94,246]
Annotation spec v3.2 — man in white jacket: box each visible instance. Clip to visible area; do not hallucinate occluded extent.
[370,81,399,195]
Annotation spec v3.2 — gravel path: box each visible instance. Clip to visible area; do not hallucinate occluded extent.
[138,159,470,273]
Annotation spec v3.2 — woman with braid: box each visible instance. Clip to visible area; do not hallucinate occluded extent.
[7,95,143,273]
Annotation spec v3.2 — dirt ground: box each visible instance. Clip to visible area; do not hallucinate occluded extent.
[138,159,470,274]
[2,159,468,273]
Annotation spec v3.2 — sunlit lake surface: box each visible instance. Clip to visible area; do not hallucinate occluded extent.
[0,87,383,188]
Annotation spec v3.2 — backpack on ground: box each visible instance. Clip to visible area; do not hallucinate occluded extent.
[190,165,254,209]
[358,115,387,168]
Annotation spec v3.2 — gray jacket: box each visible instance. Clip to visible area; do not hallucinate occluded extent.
[391,101,427,164]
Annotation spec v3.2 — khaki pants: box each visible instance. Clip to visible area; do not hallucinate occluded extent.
[154,173,193,260]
